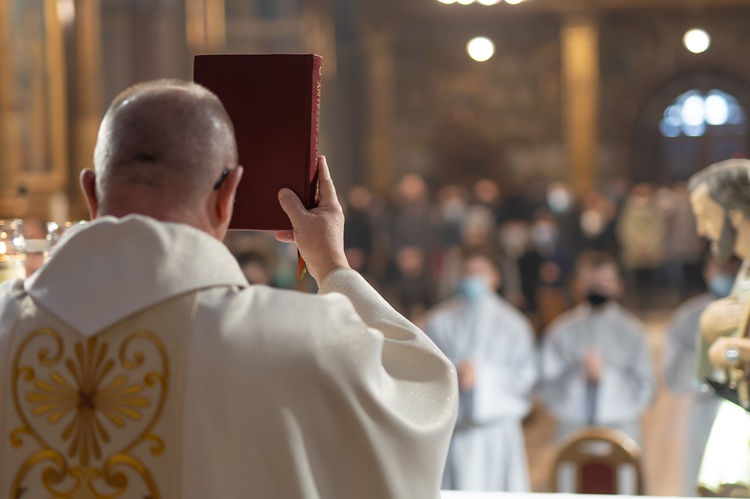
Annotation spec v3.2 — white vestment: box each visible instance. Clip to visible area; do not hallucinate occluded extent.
[425,293,537,491]
[663,292,721,496]
[0,215,458,498]
[541,302,655,444]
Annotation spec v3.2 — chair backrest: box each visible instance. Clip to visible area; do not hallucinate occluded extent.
[1,291,198,498]
[550,426,645,495]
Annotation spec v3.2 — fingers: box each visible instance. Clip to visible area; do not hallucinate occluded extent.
[708,339,730,367]
[315,156,338,207]
[275,230,295,243]
[278,188,307,226]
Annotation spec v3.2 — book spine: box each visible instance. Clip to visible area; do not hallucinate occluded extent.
[308,55,322,209]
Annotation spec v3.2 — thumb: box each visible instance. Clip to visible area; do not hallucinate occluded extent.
[278,188,307,225]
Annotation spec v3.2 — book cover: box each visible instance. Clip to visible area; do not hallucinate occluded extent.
[193,54,322,231]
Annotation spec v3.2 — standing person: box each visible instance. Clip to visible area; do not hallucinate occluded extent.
[541,250,655,444]
[425,251,537,492]
[387,174,440,317]
[617,183,667,308]
[664,182,707,298]
[0,80,458,498]
[343,185,375,276]
[663,255,741,496]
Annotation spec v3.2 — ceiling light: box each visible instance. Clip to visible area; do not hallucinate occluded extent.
[684,29,710,54]
[467,37,495,62]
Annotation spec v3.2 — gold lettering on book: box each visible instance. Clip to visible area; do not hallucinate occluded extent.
[315,77,322,155]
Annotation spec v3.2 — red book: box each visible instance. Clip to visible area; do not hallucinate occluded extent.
[193,54,322,231]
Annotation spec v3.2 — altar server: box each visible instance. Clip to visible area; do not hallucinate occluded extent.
[541,250,655,444]
[426,251,537,491]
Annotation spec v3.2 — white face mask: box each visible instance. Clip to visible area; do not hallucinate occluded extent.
[547,187,572,213]
[457,276,489,303]
[532,223,557,247]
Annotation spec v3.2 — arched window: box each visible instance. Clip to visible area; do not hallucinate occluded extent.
[656,88,749,181]
[659,89,746,138]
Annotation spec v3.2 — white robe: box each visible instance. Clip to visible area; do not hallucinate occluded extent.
[0,215,458,498]
[662,293,722,496]
[541,302,655,444]
[425,294,537,492]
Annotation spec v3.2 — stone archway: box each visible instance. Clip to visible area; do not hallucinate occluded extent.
[630,69,750,183]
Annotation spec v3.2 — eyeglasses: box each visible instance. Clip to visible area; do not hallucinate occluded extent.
[213,168,231,190]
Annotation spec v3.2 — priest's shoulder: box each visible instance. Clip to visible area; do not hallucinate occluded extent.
[199,283,363,343]
[0,278,28,338]
[0,278,27,311]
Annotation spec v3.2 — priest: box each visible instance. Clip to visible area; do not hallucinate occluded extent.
[0,80,458,498]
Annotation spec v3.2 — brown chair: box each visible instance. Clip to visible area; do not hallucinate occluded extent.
[550,427,645,495]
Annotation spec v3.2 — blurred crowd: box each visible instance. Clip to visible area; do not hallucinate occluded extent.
[226,173,709,331]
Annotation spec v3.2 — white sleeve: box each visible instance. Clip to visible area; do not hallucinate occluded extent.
[663,306,701,394]
[319,268,459,498]
[472,321,537,422]
[595,327,655,425]
[541,326,590,426]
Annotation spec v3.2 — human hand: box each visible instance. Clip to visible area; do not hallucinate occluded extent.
[708,337,750,369]
[457,361,476,392]
[584,348,603,383]
[276,156,350,283]
[700,297,744,342]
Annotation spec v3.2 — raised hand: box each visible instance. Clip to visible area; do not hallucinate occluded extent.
[276,156,350,283]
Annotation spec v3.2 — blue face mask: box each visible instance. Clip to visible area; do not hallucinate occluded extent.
[708,273,735,299]
[457,276,489,303]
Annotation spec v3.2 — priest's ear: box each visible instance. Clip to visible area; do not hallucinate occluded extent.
[80,169,99,219]
[213,165,243,227]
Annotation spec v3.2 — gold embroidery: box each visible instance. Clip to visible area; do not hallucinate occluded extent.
[10,328,169,498]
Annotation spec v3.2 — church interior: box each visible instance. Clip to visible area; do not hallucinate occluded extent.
[3,0,750,496]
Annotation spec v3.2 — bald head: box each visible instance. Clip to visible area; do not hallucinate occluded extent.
[92,79,238,217]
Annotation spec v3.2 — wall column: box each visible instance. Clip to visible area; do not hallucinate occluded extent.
[70,0,103,219]
[562,12,599,195]
[0,0,22,216]
[363,24,395,195]
[185,0,225,54]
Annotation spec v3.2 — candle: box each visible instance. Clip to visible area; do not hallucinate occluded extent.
[0,261,26,282]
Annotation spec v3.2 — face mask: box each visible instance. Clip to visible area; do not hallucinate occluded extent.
[457,276,489,304]
[708,273,735,298]
[532,223,557,247]
[586,292,610,307]
[547,187,572,214]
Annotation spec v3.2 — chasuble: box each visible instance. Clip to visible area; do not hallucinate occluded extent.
[0,215,458,498]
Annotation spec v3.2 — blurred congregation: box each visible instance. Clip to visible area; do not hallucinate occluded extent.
[227,175,708,328]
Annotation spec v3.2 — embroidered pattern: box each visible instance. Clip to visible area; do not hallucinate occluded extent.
[10,328,168,498]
